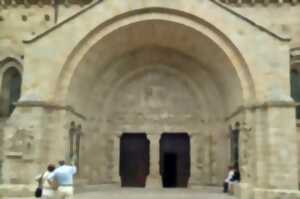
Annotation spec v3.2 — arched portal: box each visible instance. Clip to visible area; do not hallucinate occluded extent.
[57,9,255,186]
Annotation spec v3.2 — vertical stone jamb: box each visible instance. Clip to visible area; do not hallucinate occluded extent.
[189,132,199,186]
[112,133,121,185]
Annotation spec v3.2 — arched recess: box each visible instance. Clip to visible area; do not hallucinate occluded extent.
[0,58,22,118]
[290,48,300,119]
[53,8,256,185]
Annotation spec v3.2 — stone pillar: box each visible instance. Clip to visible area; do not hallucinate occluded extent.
[253,105,300,199]
[2,107,50,185]
[146,134,161,187]
[0,102,85,197]
[112,133,121,185]
[237,109,254,199]
[0,105,69,197]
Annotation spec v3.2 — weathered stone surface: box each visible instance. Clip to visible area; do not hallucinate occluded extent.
[0,1,300,199]
[0,184,35,197]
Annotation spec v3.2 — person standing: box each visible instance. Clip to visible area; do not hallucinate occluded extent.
[35,164,56,199]
[47,158,76,199]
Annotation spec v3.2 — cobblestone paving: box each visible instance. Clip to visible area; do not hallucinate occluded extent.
[74,186,236,199]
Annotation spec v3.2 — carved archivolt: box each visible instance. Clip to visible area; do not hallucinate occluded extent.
[218,0,300,6]
[0,0,94,7]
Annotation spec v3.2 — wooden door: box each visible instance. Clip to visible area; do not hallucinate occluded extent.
[119,133,149,187]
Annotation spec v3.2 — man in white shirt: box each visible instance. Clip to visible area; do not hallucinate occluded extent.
[48,160,76,199]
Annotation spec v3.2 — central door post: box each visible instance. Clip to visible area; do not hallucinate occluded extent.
[146,134,161,187]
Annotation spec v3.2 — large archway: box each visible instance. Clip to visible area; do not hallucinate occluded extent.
[58,9,255,186]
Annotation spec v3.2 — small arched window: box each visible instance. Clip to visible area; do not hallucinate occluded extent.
[291,48,300,119]
[290,69,300,119]
[0,67,22,117]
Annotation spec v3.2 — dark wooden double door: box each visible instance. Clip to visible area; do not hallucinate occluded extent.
[119,133,190,188]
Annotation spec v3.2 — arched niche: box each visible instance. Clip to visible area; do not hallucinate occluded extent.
[290,48,300,119]
[0,59,22,118]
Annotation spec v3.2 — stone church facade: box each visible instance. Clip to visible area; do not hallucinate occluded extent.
[1,0,300,198]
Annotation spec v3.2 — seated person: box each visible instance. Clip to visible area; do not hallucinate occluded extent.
[223,166,234,193]
[228,166,240,194]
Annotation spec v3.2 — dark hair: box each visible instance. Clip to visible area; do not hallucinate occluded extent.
[58,160,65,166]
[47,164,55,172]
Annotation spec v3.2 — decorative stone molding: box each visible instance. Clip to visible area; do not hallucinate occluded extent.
[210,0,291,42]
[23,0,102,43]
[5,152,23,158]
[291,47,300,67]
[218,0,300,6]
[15,100,86,120]
[0,0,95,7]
[227,100,297,120]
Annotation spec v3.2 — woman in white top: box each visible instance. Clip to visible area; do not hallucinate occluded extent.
[36,164,56,199]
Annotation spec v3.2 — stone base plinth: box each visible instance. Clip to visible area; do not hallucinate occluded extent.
[234,183,253,199]
[146,178,162,188]
[254,188,300,199]
[0,184,35,198]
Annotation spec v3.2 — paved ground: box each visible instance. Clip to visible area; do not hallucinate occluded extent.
[74,185,236,199]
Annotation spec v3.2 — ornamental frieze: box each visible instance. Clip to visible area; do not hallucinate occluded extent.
[218,0,300,5]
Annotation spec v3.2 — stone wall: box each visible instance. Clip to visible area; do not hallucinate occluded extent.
[0,4,88,61]
[214,2,300,47]
[0,1,300,198]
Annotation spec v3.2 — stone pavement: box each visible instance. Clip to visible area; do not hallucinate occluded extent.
[74,185,236,199]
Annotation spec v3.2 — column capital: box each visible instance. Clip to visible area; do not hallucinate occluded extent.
[115,133,122,137]
[291,47,300,67]
[146,133,161,141]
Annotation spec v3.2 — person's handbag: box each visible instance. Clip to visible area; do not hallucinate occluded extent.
[34,173,45,198]
[34,187,42,197]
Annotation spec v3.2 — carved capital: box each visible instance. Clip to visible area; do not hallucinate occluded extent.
[291,48,300,67]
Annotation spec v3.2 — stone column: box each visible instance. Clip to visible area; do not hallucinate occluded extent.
[112,133,121,185]
[253,105,300,199]
[146,133,161,187]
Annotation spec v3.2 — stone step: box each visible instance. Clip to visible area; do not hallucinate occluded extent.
[74,186,236,199]
[75,191,235,199]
